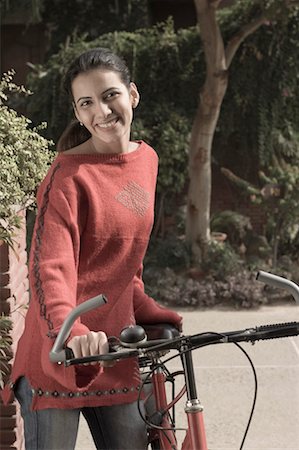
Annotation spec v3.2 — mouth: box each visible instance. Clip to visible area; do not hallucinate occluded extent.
[95,117,119,130]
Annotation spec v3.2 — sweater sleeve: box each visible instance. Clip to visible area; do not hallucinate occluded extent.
[29,168,100,390]
[133,265,182,330]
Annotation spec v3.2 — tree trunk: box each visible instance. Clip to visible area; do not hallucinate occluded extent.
[186,77,228,260]
[186,0,267,261]
[186,0,228,260]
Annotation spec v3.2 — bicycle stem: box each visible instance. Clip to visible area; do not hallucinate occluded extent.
[256,271,299,304]
[180,343,208,450]
[181,344,198,402]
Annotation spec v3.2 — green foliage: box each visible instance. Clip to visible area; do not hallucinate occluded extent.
[132,112,190,195]
[222,161,299,266]
[201,241,243,280]
[0,315,12,389]
[260,165,299,264]
[2,0,150,53]
[1,0,42,21]
[144,267,267,309]
[211,210,252,248]
[145,234,192,270]
[42,0,151,54]
[151,112,190,194]
[0,71,53,245]
[214,6,299,179]
[218,0,298,27]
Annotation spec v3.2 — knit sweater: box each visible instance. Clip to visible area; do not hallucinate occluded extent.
[1,141,182,410]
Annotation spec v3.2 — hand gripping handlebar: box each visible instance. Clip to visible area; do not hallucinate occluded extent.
[49,294,107,363]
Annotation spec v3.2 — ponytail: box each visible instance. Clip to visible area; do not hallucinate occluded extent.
[56,120,91,152]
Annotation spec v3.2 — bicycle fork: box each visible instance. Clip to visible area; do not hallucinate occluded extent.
[181,345,208,450]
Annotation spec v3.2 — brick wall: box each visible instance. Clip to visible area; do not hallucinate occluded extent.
[0,210,28,450]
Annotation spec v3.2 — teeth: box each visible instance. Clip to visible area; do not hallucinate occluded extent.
[96,118,118,129]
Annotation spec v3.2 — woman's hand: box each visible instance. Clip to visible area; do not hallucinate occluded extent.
[68,331,113,366]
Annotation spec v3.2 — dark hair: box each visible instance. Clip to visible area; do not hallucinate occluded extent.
[56,120,90,152]
[57,47,131,152]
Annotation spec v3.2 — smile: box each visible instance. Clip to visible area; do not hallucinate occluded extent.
[95,118,119,129]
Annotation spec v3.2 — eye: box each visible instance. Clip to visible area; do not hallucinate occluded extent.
[104,91,119,101]
[80,100,92,108]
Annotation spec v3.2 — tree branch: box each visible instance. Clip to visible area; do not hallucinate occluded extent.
[194,0,226,72]
[208,0,223,8]
[225,15,268,68]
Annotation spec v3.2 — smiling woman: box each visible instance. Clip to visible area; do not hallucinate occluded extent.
[2,47,182,450]
[71,69,139,154]
[57,48,140,154]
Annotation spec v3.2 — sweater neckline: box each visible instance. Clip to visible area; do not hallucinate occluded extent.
[56,140,147,164]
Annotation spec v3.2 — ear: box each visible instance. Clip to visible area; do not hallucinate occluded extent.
[130,82,140,109]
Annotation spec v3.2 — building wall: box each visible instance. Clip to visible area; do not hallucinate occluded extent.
[0,211,28,450]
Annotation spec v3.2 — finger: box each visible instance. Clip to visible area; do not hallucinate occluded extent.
[96,332,114,367]
[79,334,92,365]
[68,336,82,359]
[88,332,100,366]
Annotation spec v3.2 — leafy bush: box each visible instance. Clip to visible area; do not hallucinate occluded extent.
[0,315,12,389]
[201,240,243,280]
[221,162,299,267]
[210,210,252,248]
[214,6,299,180]
[144,268,268,309]
[0,71,53,245]
[145,234,192,270]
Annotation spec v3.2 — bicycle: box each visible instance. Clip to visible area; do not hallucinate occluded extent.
[50,270,299,450]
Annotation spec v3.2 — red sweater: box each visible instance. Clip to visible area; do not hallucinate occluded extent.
[1,141,182,410]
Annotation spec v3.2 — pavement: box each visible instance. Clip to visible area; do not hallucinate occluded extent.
[75,303,299,450]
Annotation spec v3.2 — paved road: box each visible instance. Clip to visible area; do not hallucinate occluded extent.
[75,304,299,450]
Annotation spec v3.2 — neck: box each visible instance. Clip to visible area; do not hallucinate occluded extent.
[90,136,136,155]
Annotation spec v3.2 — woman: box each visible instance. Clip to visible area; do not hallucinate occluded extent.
[1,48,182,449]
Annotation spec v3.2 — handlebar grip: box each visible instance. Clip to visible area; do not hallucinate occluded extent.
[256,270,299,304]
[254,322,299,341]
[224,322,299,344]
[49,294,107,363]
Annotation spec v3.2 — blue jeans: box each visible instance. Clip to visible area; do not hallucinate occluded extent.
[15,377,148,450]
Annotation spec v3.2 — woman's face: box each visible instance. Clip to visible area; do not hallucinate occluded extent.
[72,68,139,152]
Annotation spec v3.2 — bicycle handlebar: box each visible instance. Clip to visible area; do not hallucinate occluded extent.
[256,270,299,304]
[50,270,299,365]
[62,320,299,366]
[49,294,107,363]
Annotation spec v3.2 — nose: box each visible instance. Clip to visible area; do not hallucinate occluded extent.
[93,99,112,119]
